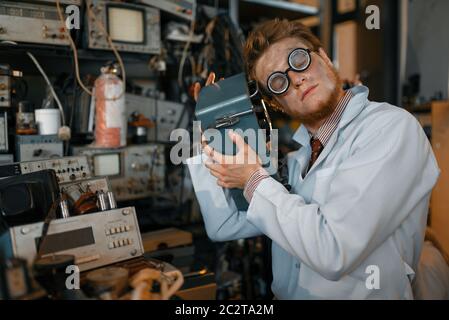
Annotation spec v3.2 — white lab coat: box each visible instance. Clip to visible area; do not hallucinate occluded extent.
[186,86,440,299]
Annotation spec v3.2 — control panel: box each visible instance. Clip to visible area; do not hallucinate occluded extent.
[156,99,189,141]
[115,144,166,201]
[60,176,111,200]
[20,156,92,183]
[27,1,82,5]
[1,207,144,272]
[0,65,11,108]
[15,135,63,162]
[0,1,71,46]
[71,144,166,201]
[125,94,189,142]
[140,0,196,21]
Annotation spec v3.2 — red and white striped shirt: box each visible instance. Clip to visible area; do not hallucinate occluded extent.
[312,89,354,146]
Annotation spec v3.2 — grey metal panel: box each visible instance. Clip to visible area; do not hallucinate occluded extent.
[0,1,71,46]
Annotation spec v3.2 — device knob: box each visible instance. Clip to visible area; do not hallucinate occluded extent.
[20,227,30,235]
[90,30,102,39]
[122,208,130,216]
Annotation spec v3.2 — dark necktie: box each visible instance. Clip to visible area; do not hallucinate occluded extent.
[308,137,323,172]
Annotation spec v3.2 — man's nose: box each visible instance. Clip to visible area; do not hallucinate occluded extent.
[287,70,306,89]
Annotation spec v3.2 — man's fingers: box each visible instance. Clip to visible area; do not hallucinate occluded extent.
[205,163,226,175]
[203,144,223,163]
[204,144,235,164]
[194,72,217,102]
[201,134,208,144]
[208,168,222,180]
[228,130,246,151]
[193,82,201,102]
[217,180,227,188]
[206,72,216,86]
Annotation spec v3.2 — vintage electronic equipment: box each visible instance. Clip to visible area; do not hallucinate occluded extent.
[72,144,166,201]
[84,0,161,54]
[15,134,63,162]
[125,93,189,142]
[139,0,196,21]
[0,169,60,229]
[0,154,13,165]
[16,101,38,135]
[0,1,76,46]
[0,111,9,153]
[125,93,156,142]
[0,156,91,183]
[17,0,81,4]
[0,207,144,272]
[0,65,11,108]
[0,257,33,299]
[60,176,115,215]
[128,112,154,144]
[156,99,189,142]
[196,73,274,211]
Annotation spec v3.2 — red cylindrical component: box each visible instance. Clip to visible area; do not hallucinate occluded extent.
[94,66,126,148]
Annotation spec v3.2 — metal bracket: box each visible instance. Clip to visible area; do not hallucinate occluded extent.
[214,109,253,129]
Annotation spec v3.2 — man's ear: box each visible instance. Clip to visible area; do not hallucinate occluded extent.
[318,48,334,68]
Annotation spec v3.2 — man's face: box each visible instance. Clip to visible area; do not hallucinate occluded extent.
[254,37,342,125]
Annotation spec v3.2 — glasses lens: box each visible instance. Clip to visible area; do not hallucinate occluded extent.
[268,73,289,94]
[289,49,310,71]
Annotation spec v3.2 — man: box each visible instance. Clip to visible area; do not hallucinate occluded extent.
[186,19,440,299]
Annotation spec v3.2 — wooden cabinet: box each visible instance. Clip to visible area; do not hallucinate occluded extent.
[431,101,449,254]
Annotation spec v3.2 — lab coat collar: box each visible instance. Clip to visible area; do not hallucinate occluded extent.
[292,85,370,147]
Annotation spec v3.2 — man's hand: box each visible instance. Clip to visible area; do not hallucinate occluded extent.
[204,130,262,189]
[193,72,217,102]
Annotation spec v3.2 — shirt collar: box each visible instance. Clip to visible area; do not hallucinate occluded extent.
[292,85,370,147]
[311,89,353,146]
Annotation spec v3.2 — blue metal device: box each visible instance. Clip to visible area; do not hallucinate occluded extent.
[195,73,274,210]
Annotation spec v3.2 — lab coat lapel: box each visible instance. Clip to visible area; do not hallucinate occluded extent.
[305,86,370,175]
[291,125,311,176]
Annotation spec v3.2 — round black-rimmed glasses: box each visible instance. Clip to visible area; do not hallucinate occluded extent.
[266,48,312,95]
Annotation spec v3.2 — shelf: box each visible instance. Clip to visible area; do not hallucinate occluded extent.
[232,0,320,26]
[0,42,153,63]
[243,0,319,15]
